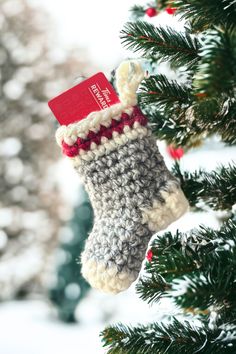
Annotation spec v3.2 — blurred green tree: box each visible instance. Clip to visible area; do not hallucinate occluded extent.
[49,186,93,323]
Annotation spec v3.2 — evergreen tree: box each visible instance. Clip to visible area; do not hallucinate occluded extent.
[101,1,236,352]
[49,186,93,323]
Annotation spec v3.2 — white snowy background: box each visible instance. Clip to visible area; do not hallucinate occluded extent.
[1,1,235,354]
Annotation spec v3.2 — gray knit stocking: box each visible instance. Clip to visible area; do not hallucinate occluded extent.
[55,62,189,293]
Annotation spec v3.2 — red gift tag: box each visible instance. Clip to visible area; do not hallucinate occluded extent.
[48,73,120,125]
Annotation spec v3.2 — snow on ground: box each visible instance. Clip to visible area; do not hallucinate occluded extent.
[0,300,102,354]
[0,294,175,354]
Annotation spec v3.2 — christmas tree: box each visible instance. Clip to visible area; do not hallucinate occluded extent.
[49,186,93,323]
[101,0,236,352]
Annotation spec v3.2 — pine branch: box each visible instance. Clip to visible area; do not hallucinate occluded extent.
[194,28,236,97]
[147,243,197,281]
[121,21,201,68]
[192,96,220,124]
[137,220,236,310]
[101,318,236,354]
[139,74,193,111]
[175,0,236,31]
[157,0,171,9]
[142,107,204,148]
[217,307,236,324]
[142,97,236,147]
[214,99,236,145]
[130,5,145,20]
[173,163,236,210]
[130,0,172,18]
[136,273,171,304]
[174,221,236,309]
[137,230,199,305]
[175,263,236,310]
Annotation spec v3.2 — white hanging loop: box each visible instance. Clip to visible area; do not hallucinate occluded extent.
[116,61,145,106]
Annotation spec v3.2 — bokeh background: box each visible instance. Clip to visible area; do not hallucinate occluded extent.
[0,1,235,353]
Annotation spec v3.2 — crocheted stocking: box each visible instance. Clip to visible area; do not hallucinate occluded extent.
[55,62,189,294]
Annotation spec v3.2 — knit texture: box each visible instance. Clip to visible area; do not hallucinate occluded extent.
[55,61,189,293]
